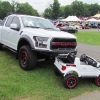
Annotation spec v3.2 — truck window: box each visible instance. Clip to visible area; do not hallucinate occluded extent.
[5,16,13,27]
[12,16,21,29]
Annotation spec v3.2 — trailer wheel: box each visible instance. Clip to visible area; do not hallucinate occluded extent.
[63,74,78,89]
[18,45,37,71]
[95,76,100,87]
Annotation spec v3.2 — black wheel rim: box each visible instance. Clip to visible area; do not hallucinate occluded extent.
[20,51,28,65]
[66,77,76,88]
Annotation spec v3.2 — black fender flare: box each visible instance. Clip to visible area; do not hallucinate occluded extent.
[16,35,35,59]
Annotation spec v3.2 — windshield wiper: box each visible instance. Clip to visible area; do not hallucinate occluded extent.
[44,28,53,29]
[44,28,56,30]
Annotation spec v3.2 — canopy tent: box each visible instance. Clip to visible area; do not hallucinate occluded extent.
[61,16,81,22]
[93,14,100,18]
[86,18,98,22]
[97,19,100,22]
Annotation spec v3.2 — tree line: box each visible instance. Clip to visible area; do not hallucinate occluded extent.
[44,0,100,19]
[0,0,39,19]
[0,0,100,20]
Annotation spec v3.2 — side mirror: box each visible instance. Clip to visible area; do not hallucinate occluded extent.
[10,23,20,31]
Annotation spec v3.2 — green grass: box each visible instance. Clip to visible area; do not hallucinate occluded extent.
[0,49,100,100]
[75,30,100,45]
[0,31,100,100]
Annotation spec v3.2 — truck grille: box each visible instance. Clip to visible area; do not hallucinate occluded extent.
[50,38,77,50]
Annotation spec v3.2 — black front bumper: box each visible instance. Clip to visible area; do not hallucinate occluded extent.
[32,48,77,57]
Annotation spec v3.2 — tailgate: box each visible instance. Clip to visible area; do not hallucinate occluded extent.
[54,54,75,73]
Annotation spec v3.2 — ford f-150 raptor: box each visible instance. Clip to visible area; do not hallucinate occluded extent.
[0,14,77,71]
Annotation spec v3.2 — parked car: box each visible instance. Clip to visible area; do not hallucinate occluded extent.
[59,26,78,33]
[81,25,90,29]
[91,24,98,28]
[74,25,82,29]
[55,23,69,28]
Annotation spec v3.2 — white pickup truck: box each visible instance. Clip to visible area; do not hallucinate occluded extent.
[0,14,77,71]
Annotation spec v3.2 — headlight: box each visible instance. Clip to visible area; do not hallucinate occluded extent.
[33,36,49,48]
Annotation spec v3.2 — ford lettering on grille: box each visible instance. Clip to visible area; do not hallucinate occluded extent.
[52,42,76,46]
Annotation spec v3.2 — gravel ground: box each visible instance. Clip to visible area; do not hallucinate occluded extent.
[79,28,100,32]
[70,90,100,100]
[77,42,100,61]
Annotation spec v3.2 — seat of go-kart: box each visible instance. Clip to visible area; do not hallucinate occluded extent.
[67,53,76,63]
[80,54,97,67]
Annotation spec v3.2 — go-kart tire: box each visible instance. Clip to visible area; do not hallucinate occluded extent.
[54,67,61,76]
[63,74,78,89]
[18,45,37,71]
[95,76,100,87]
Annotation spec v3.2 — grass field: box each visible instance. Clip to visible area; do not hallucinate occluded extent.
[0,31,100,100]
[75,30,100,45]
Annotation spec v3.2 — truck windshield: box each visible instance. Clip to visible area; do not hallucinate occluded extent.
[21,16,57,30]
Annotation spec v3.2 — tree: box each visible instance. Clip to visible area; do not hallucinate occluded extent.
[89,3,100,16]
[0,1,12,19]
[11,0,19,13]
[44,8,52,18]
[59,6,65,17]
[83,3,90,17]
[0,1,2,18]
[43,4,52,18]
[71,0,85,16]
[64,5,72,18]
[16,2,39,16]
[51,0,60,19]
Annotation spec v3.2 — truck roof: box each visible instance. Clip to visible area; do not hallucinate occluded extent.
[8,14,45,19]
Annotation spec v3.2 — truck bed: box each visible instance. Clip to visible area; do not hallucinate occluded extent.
[57,53,75,64]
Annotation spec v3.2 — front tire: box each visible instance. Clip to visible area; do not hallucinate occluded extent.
[18,45,37,71]
[63,74,78,89]
[95,76,100,87]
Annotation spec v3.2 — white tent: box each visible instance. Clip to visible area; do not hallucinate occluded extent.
[86,18,98,22]
[61,16,81,21]
[93,14,100,18]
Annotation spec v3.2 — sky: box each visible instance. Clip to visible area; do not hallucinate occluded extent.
[1,0,100,13]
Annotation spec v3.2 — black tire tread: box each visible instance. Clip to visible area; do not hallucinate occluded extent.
[54,67,61,76]
[63,74,78,89]
[18,45,37,71]
[95,76,100,87]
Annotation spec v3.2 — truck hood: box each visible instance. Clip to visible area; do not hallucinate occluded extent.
[23,28,76,39]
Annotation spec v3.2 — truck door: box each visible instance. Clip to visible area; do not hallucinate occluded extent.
[1,16,14,47]
[2,16,21,50]
[8,16,21,50]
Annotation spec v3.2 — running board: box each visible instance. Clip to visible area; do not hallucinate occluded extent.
[4,46,17,53]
